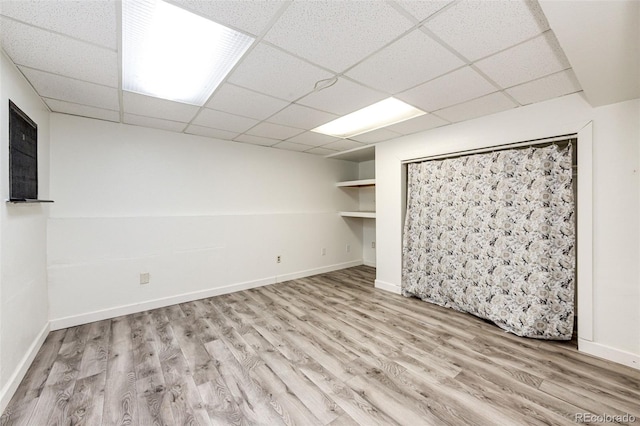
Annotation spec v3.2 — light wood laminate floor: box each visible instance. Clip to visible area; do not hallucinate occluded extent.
[2,266,639,425]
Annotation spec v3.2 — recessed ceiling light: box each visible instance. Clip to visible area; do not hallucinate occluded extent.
[311,97,426,139]
[122,0,254,106]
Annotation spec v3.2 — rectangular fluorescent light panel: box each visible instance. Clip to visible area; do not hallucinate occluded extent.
[311,97,425,139]
[122,0,254,105]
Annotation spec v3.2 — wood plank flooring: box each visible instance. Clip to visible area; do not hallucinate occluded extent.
[2,266,639,425]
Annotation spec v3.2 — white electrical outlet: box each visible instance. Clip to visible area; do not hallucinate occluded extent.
[371,241,376,249]
[140,272,150,285]
[346,244,351,253]
[277,255,281,263]
[321,248,326,256]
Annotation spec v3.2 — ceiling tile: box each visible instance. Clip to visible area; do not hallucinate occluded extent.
[424,0,549,61]
[191,108,259,133]
[435,92,518,123]
[246,122,304,140]
[306,147,338,156]
[349,128,403,144]
[272,141,314,152]
[475,32,571,89]
[385,113,450,135]
[267,104,338,129]
[228,43,333,101]
[206,84,289,120]
[1,17,118,87]
[0,0,585,144]
[20,67,119,110]
[185,125,239,141]
[346,29,464,94]
[395,1,453,21]
[286,131,340,147]
[45,98,120,122]
[263,1,413,72]
[123,92,200,123]
[123,114,187,132]
[1,0,117,49]
[397,66,496,112]
[297,78,387,116]
[171,0,286,36]
[234,134,280,147]
[506,70,581,105]
[321,139,366,152]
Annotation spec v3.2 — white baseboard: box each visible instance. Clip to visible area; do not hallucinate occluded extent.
[50,276,274,330]
[50,260,364,330]
[578,338,640,370]
[276,260,363,283]
[363,260,377,267]
[0,322,50,413]
[375,279,401,294]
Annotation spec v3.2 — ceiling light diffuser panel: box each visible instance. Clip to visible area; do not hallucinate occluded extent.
[312,97,426,139]
[122,0,254,106]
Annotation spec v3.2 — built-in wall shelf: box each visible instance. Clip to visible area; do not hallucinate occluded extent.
[339,211,376,219]
[6,199,54,203]
[336,179,376,187]
[337,179,376,218]
[334,145,377,266]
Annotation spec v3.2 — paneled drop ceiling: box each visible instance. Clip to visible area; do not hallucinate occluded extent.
[0,0,583,156]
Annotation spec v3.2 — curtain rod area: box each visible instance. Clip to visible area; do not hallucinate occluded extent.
[402,133,577,165]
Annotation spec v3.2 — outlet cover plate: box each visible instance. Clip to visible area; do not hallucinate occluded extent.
[140,272,150,285]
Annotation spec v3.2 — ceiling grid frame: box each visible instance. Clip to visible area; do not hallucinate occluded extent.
[180,1,292,137]
[0,0,588,155]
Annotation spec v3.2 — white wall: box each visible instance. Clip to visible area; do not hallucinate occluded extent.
[376,93,640,368]
[359,160,376,266]
[0,52,51,410]
[48,115,362,327]
[590,101,640,353]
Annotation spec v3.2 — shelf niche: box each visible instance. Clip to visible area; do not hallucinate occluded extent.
[333,144,376,267]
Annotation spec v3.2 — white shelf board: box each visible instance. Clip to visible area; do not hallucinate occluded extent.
[339,211,376,219]
[336,179,375,187]
[326,144,375,162]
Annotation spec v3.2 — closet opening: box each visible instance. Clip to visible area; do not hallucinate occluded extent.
[402,134,579,346]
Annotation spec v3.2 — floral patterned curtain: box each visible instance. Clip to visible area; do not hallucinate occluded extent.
[402,143,575,339]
